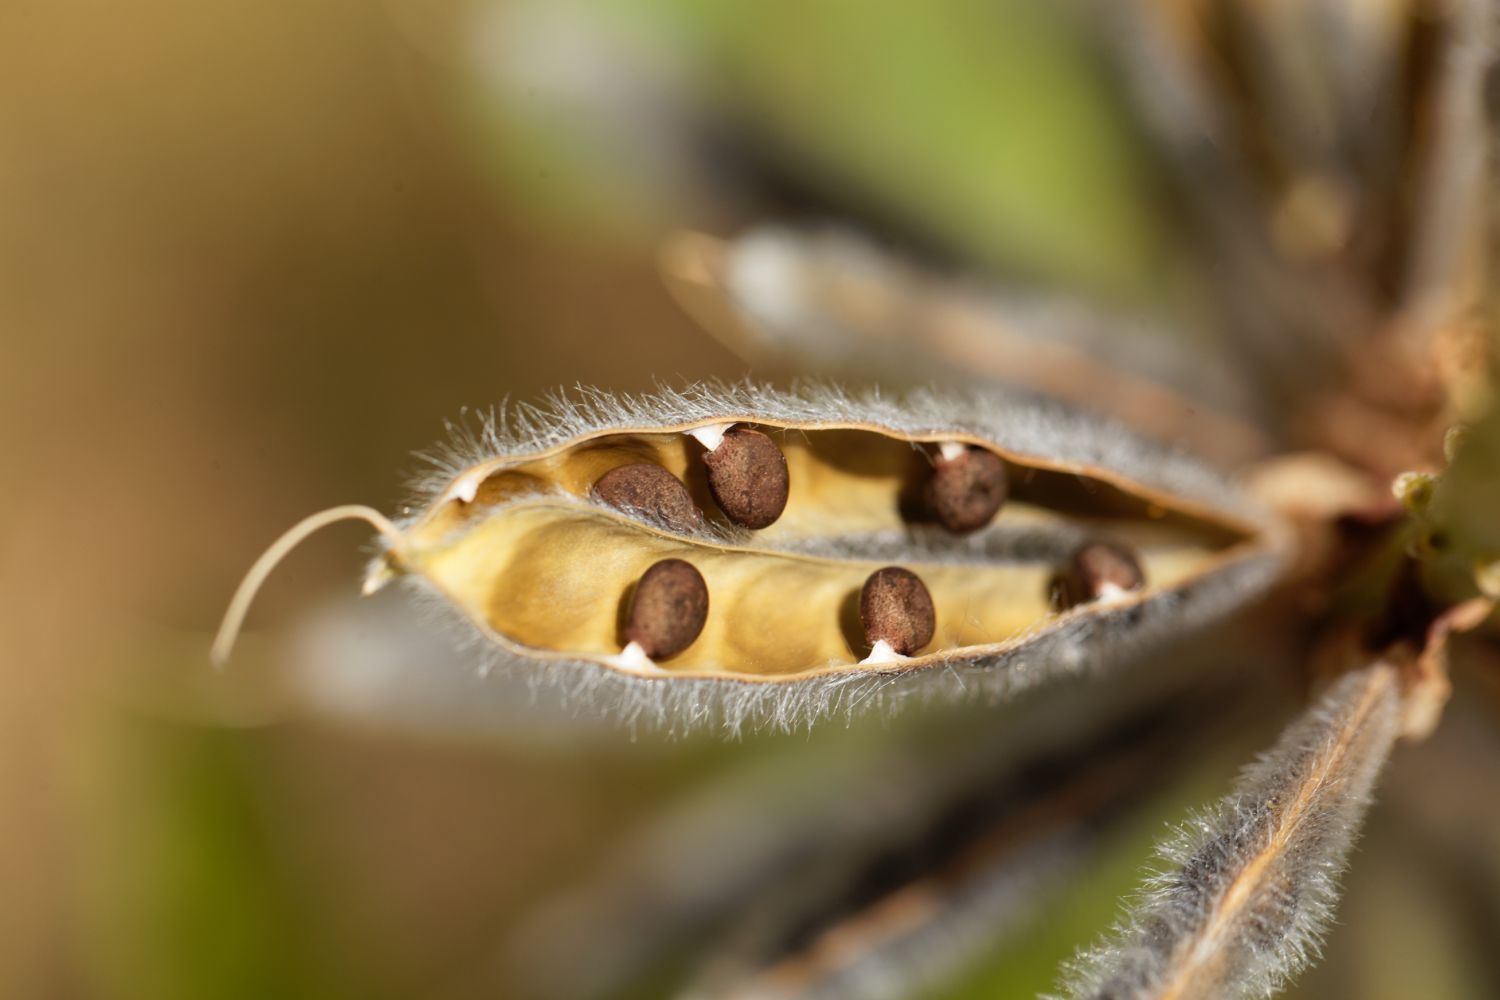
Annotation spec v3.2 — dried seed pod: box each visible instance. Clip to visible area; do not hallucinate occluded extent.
[859,566,936,655]
[219,384,1287,732]
[593,463,704,534]
[1060,663,1401,1000]
[659,226,1270,465]
[624,558,709,660]
[702,427,790,529]
[666,687,1232,1000]
[925,444,1008,533]
[1055,541,1147,608]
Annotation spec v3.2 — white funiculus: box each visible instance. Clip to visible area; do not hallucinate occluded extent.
[688,422,735,451]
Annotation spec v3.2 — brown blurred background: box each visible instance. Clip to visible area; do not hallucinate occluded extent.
[1,2,746,995]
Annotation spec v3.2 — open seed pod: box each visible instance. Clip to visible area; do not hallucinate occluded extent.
[287,383,1286,732]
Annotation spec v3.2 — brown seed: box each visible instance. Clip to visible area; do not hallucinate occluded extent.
[702,427,790,529]
[1058,541,1146,607]
[859,566,936,656]
[925,445,1008,534]
[625,558,709,660]
[593,463,705,534]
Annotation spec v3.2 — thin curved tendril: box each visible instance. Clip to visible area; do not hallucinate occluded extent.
[211,504,404,669]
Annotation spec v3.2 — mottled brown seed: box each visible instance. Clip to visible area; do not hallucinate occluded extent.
[593,463,705,534]
[859,566,936,656]
[702,427,790,529]
[1056,541,1146,607]
[925,446,1008,534]
[624,558,709,660]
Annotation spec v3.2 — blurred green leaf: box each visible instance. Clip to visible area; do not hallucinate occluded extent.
[463,0,1169,299]
[73,718,342,1000]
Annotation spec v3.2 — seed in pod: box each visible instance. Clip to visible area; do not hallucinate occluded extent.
[702,427,790,529]
[859,566,936,656]
[925,444,1008,534]
[624,558,709,660]
[593,463,705,534]
[1055,540,1146,608]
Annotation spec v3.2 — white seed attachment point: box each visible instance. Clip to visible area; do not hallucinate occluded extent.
[450,468,486,504]
[607,641,668,675]
[859,639,910,666]
[362,564,396,596]
[689,422,735,452]
[938,440,968,462]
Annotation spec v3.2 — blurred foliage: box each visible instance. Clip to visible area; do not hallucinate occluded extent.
[3,1,1496,998]
[71,722,335,1000]
[1438,399,1500,581]
[932,750,1250,1000]
[462,0,1171,300]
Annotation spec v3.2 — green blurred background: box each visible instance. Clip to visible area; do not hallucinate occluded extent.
[4,2,1497,998]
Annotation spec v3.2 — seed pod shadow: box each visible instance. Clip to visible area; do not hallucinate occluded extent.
[1048,570,1072,612]
[838,586,870,659]
[896,447,942,527]
[614,579,639,650]
[679,445,723,527]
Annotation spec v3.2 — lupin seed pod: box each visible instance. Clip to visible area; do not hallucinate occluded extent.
[215,383,1288,732]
